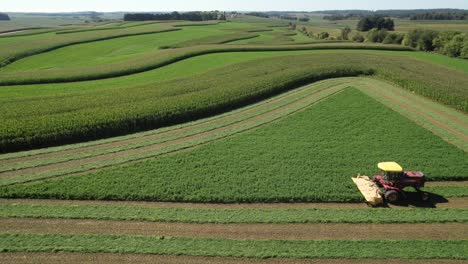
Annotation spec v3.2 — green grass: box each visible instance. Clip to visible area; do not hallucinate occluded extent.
[0,203,467,223]
[0,23,256,70]
[2,89,465,202]
[1,52,467,152]
[0,22,179,66]
[1,233,466,259]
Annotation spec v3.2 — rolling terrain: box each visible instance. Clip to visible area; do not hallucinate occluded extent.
[0,17,467,263]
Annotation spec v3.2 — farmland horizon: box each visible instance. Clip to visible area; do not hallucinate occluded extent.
[3,9,468,14]
[1,0,468,12]
[0,3,466,263]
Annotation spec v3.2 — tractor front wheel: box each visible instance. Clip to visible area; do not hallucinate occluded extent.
[385,190,399,203]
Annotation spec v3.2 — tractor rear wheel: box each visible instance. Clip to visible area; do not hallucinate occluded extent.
[385,190,399,203]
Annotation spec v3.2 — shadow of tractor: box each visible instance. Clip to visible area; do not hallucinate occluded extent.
[384,191,449,208]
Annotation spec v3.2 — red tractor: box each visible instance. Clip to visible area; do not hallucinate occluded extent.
[372,162,428,203]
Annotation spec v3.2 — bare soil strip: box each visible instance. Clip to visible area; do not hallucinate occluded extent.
[427,181,468,187]
[2,197,467,209]
[1,218,466,240]
[0,253,465,264]
[0,198,367,209]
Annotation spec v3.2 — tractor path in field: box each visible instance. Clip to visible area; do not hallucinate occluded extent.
[1,218,466,240]
[2,197,467,209]
[366,83,467,140]
[357,79,468,149]
[427,181,468,187]
[0,81,349,184]
[1,253,465,264]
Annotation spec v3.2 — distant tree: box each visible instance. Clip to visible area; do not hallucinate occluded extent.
[280,15,298,21]
[323,14,359,21]
[298,17,310,22]
[403,29,438,51]
[418,30,439,51]
[382,33,404,44]
[357,17,373,31]
[341,27,352,40]
[246,12,269,18]
[357,16,394,31]
[461,44,468,59]
[443,33,465,57]
[0,13,10,21]
[352,33,365,42]
[124,11,225,21]
[318,32,329,39]
[410,11,467,20]
[382,18,395,31]
[219,12,226,21]
[366,28,388,43]
[433,31,460,51]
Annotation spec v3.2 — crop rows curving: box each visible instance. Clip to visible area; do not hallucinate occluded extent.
[1,82,465,202]
[1,53,467,153]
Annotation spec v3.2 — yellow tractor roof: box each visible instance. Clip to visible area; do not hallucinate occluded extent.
[378,162,403,172]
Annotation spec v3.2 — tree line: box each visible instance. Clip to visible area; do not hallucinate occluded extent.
[357,16,394,31]
[0,13,10,21]
[410,12,467,20]
[124,11,226,21]
[319,9,467,19]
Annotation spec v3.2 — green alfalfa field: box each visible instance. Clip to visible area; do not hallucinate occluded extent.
[0,16,467,262]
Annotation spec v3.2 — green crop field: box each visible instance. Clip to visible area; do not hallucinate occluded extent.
[0,11,467,263]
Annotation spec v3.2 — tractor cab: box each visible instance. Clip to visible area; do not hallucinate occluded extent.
[372,162,428,203]
[377,162,404,183]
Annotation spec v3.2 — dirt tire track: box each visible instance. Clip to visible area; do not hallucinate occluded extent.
[427,181,468,187]
[0,83,348,180]
[1,218,466,240]
[1,253,465,264]
[2,197,467,209]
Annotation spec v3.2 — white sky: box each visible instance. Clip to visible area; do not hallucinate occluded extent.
[1,0,467,12]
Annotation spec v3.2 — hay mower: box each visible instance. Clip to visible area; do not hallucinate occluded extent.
[352,162,428,206]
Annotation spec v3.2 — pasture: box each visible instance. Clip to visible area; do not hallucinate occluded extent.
[0,15,467,263]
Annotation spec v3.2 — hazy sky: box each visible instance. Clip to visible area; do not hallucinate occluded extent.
[2,0,468,12]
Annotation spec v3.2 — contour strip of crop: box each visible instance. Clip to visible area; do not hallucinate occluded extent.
[0,204,467,223]
[0,26,181,67]
[0,79,343,161]
[0,43,413,85]
[0,79,344,170]
[0,76,465,186]
[0,81,349,185]
[352,78,468,150]
[2,53,466,153]
[1,233,466,259]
